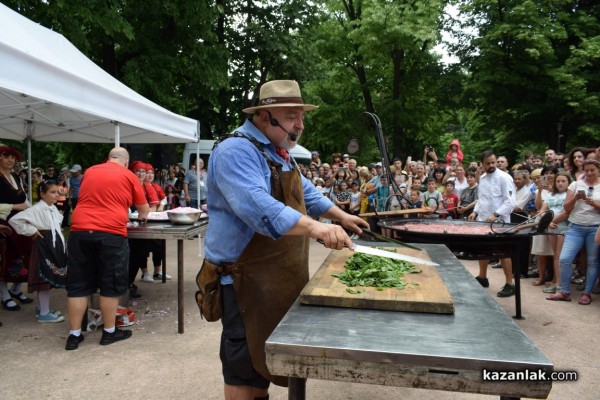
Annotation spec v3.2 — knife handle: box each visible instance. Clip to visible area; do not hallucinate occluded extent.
[316,239,350,249]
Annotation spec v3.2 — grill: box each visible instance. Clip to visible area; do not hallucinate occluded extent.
[378,216,553,320]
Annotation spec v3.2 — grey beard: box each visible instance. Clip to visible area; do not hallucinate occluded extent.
[277,138,297,151]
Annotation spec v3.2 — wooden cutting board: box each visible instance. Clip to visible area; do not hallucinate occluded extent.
[300,247,454,314]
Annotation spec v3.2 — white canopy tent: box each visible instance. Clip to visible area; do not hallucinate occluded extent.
[0,3,199,146]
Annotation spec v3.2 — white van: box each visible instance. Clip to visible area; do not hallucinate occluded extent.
[182,139,312,169]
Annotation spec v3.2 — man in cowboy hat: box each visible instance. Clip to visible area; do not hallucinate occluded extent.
[202,80,368,400]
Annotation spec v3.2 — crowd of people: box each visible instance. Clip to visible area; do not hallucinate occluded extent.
[0,78,598,400]
[0,145,210,332]
[299,143,600,302]
[0,140,598,316]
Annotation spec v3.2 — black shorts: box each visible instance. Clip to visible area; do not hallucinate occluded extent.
[219,285,270,389]
[66,231,129,297]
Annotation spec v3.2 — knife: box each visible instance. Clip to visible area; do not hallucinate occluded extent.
[354,244,439,266]
[317,240,438,266]
[361,229,422,251]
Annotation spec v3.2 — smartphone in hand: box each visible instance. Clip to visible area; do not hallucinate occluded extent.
[577,189,587,198]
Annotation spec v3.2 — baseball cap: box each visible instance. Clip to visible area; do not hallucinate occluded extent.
[375,162,383,167]
[343,154,350,159]
[60,166,69,174]
[70,164,82,173]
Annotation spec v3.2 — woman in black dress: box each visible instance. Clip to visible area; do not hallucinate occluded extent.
[0,145,34,311]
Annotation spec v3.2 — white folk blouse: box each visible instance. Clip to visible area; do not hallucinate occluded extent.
[9,201,65,251]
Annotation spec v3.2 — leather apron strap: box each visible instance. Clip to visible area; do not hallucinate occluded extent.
[232,163,309,387]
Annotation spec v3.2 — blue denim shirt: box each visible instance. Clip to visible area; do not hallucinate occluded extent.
[204,119,333,284]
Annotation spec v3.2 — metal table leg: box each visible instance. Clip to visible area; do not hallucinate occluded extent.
[512,240,527,320]
[288,377,306,400]
[177,239,184,334]
[161,239,167,283]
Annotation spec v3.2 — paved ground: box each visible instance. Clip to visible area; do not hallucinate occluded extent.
[0,237,597,399]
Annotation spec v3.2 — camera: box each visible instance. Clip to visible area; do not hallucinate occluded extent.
[425,144,433,151]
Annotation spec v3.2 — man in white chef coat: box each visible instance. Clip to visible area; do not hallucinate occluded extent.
[468,150,517,297]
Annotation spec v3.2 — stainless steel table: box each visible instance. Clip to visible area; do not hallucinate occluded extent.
[127,220,208,333]
[266,243,553,399]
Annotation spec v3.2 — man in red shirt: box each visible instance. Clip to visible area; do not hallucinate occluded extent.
[65,147,149,350]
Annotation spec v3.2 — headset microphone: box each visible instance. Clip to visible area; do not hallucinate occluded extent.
[267,111,298,142]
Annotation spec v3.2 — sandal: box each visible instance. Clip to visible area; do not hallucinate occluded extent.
[578,293,592,305]
[546,292,571,301]
[1,298,21,311]
[532,279,544,286]
[9,291,33,304]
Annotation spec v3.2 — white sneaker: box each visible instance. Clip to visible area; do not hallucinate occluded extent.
[37,311,65,323]
[140,273,155,283]
[153,272,172,280]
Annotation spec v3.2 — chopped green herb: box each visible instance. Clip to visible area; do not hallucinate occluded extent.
[333,251,422,293]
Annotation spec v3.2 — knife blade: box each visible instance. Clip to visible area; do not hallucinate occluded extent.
[353,244,439,266]
[361,229,422,251]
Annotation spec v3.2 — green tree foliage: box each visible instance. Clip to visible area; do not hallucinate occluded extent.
[301,0,459,165]
[453,0,600,161]
[220,0,321,133]
[3,0,599,169]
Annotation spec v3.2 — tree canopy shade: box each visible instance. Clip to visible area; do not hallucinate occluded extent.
[0,3,198,143]
[452,0,600,155]
[3,0,599,168]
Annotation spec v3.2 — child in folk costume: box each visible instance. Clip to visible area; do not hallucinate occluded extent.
[9,181,67,323]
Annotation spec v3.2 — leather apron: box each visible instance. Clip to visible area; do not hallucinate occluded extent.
[231,162,309,387]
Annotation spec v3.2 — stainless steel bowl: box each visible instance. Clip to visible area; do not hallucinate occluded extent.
[167,211,201,225]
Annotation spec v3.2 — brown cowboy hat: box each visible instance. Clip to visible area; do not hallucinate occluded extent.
[242,80,318,114]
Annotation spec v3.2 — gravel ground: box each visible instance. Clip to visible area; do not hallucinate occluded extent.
[0,237,597,400]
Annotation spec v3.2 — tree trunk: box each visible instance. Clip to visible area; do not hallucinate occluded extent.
[391,47,405,157]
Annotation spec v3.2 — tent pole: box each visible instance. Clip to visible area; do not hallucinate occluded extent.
[196,139,200,209]
[26,122,33,203]
[114,122,120,147]
[196,123,201,210]
[195,123,202,256]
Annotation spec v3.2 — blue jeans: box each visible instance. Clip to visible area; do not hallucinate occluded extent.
[559,224,600,294]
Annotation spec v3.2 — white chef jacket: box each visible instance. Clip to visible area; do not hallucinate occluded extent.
[473,169,516,222]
